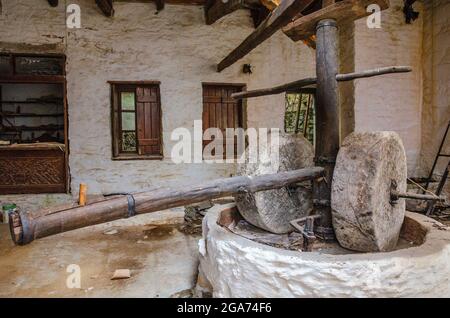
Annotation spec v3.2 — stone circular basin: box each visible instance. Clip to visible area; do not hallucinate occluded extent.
[197,204,450,297]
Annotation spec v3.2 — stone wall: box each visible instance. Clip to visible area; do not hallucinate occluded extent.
[0,0,315,200]
[420,0,450,181]
[0,0,448,207]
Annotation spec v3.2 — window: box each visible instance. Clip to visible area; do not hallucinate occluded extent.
[284,89,315,145]
[202,83,246,159]
[111,82,162,160]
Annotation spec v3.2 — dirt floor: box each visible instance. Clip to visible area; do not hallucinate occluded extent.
[0,209,201,298]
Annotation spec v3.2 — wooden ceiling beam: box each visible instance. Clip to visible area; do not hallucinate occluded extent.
[217,0,316,72]
[114,0,205,4]
[95,0,114,17]
[205,0,244,25]
[283,0,389,41]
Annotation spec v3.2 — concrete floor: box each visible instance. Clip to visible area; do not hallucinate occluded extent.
[0,208,201,298]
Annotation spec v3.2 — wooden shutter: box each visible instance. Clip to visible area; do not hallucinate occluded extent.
[202,84,244,158]
[136,85,162,156]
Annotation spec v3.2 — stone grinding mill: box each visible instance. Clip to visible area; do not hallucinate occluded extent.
[8,0,443,253]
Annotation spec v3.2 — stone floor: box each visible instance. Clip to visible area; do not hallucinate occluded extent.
[0,208,201,298]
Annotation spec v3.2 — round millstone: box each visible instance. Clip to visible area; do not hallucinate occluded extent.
[331,131,407,252]
[235,133,314,234]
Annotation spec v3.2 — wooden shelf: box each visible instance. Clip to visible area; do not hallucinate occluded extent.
[1,125,64,132]
[0,100,63,105]
[1,112,64,117]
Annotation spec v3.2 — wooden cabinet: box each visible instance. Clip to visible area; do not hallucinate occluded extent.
[0,144,66,194]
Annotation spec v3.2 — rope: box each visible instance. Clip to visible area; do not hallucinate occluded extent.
[408,178,439,197]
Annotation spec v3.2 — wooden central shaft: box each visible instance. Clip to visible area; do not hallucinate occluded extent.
[313,19,339,240]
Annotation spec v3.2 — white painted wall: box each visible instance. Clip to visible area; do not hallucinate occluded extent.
[64,2,315,195]
[353,0,424,176]
[420,0,450,180]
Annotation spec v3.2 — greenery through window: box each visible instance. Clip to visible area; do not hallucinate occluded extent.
[284,92,315,145]
[111,82,163,159]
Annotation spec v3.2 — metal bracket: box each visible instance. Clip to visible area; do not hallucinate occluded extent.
[314,156,336,165]
[290,214,321,251]
[126,194,136,218]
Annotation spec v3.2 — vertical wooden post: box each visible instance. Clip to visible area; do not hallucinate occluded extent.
[313,19,339,240]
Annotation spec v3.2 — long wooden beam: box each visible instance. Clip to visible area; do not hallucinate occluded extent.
[205,0,244,25]
[114,0,205,4]
[9,167,325,245]
[217,0,315,72]
[231,66,412,99]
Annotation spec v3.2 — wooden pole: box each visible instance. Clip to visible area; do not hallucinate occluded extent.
[303,94,312,137]
[217,0,315,72]
[294,94,303,133]
[313,19,339,241]
[9,167,325,245]
[231,66,412,99]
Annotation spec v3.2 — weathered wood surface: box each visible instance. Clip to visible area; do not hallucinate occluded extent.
[283,0,390,41]
[205,0,243,25]
[231,66,412,99]
[313,18,339,239]
[95,0,114,17]
[10,167,325,245]
[217,0,315,71]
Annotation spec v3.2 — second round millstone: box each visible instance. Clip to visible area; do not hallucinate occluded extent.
[331,131,407,252]
[235,133,314,234]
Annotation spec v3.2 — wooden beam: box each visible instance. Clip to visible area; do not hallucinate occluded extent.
[231,66,412,99]
[114,0,205,4]
[217,0,315,72]
[205,0,244,25]
[95,0,114,17]
[156,0,165,11]
[48,0,59,7]
[250,6,271,28]
[9,167,325,245]
[283,0,390,41]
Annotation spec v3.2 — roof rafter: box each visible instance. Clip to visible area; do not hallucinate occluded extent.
[217,0,315,72]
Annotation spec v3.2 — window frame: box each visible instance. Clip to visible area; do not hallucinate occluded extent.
[284,87,316,146]
[110,81,163,160]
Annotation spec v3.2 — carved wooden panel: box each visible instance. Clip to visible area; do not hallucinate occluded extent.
[0,147,66,194]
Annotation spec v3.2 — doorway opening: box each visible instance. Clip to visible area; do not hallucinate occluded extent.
[0,53,68,194]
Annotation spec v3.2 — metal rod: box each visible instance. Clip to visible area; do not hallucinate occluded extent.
[391,191,445,202]
[426,161,450,215]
